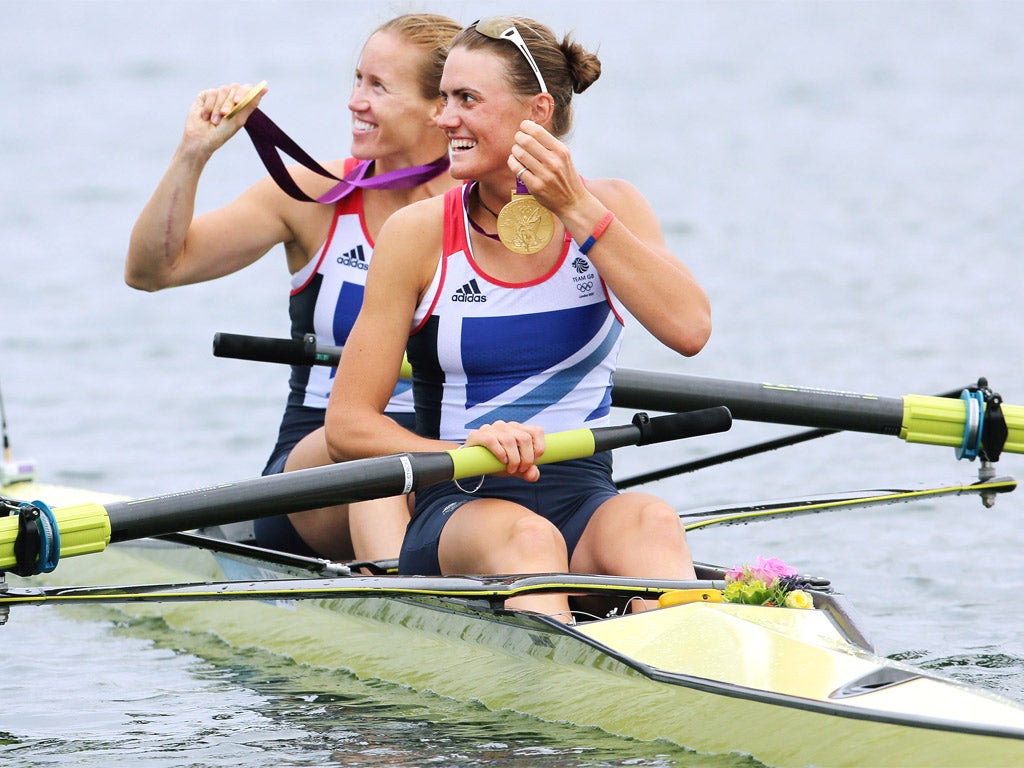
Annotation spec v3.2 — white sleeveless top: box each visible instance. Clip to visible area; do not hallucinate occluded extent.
[407,184,624,441]
[287,158,413,413]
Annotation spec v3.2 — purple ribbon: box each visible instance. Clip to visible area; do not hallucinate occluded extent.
[464,182,501,241]
[243,108,450,203]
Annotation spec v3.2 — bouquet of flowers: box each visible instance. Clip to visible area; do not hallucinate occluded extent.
[722,556,814,609]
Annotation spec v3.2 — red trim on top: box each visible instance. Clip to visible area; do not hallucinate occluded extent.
[346,192,372,246]
[410,254,446,336]
[446,185,471,256]
[411,187,461,335]
[599,277,626,326]
[460,185,572,289]
[338,157,371,244]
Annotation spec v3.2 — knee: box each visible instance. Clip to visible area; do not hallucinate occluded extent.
[507,515,567,564]
[635,499,686,545]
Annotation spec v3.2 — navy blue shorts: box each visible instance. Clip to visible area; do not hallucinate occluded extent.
[253,406,417,555]
[399,452,617,575]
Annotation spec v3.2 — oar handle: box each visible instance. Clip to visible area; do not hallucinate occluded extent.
[213,332,413,377]
[214,332,339,366]
[0,408,731,573]
[450,408,732,477]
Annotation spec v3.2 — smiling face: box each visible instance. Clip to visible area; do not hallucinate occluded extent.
[438,46,534,182]
[347,30,444,164]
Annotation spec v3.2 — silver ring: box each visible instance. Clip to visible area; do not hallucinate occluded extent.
[516,166,526,181]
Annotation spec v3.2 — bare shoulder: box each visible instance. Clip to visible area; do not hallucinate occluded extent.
[244,165,338,250]
[583,177,659,234]
[372,194,447,289]
[378,193,447,243]
[390,192,448,222]
[583,177,646,209]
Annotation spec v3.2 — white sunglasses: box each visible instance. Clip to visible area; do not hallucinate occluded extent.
[474,17,549,94]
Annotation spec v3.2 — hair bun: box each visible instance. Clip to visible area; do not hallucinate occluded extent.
[561,36,601,94]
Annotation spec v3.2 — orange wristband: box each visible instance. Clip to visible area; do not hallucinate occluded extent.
[578,211,615,255]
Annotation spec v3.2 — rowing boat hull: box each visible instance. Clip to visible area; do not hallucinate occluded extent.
[5,481,1024,767]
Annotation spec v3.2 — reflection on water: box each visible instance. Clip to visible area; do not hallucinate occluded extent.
[3,602,1020,766]
[0,608,765,767]
[897,649,1024,705]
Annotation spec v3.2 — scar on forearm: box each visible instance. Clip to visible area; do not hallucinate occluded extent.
[163,190,181,263]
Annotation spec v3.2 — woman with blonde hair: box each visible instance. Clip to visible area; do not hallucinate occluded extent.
[125,14,462,561]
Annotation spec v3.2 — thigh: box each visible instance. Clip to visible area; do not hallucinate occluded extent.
[348,494,411,562]
[263,405,326,475]
[400,493,466,575]
[541,453,618,559]
[283,425,332,471]
[402,476,539,575]
[438,498,566,575]
[270,409,413,475]
[569,491,685,576]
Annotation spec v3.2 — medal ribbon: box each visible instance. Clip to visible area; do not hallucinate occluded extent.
[464,182,501,241]
[242,108,450,203]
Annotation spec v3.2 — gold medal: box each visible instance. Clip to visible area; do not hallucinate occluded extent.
[225,80,267,119]
[496,191,555,255]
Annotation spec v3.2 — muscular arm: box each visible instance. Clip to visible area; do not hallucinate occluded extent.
[326,200,450,461]
[124,83,296,290]
[563,178,711,357]
[511,120,711,357]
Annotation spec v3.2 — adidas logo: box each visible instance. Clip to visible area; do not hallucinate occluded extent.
[451,278,487,303]
[336,244,368,270]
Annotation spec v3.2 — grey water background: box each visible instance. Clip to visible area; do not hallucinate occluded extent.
[2,0,1024,765]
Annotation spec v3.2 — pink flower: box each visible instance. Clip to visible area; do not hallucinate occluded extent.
[749,556,797,585]
[724,566,746,582]
[723,556,806,608]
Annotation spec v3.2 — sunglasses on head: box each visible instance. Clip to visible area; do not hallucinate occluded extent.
[473,17,548,94]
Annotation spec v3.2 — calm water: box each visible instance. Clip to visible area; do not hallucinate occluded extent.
[2,0,1024,765]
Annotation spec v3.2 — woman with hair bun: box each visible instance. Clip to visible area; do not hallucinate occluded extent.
[327,18,711,620]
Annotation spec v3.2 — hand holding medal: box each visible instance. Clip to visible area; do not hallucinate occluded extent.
[472,18,560,256]
[496,166,555,255]
[225,80,268,120]
[474,20,606,259]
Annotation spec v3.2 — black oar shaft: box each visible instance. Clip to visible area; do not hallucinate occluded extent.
[615,387,968,490]
[102,408,728,543]
[0,408,732,573]
[610,369,906,436]
[212,333,906,435]
[106,409,726,543]
[105,452,454,543]
[212,332,1024,456]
